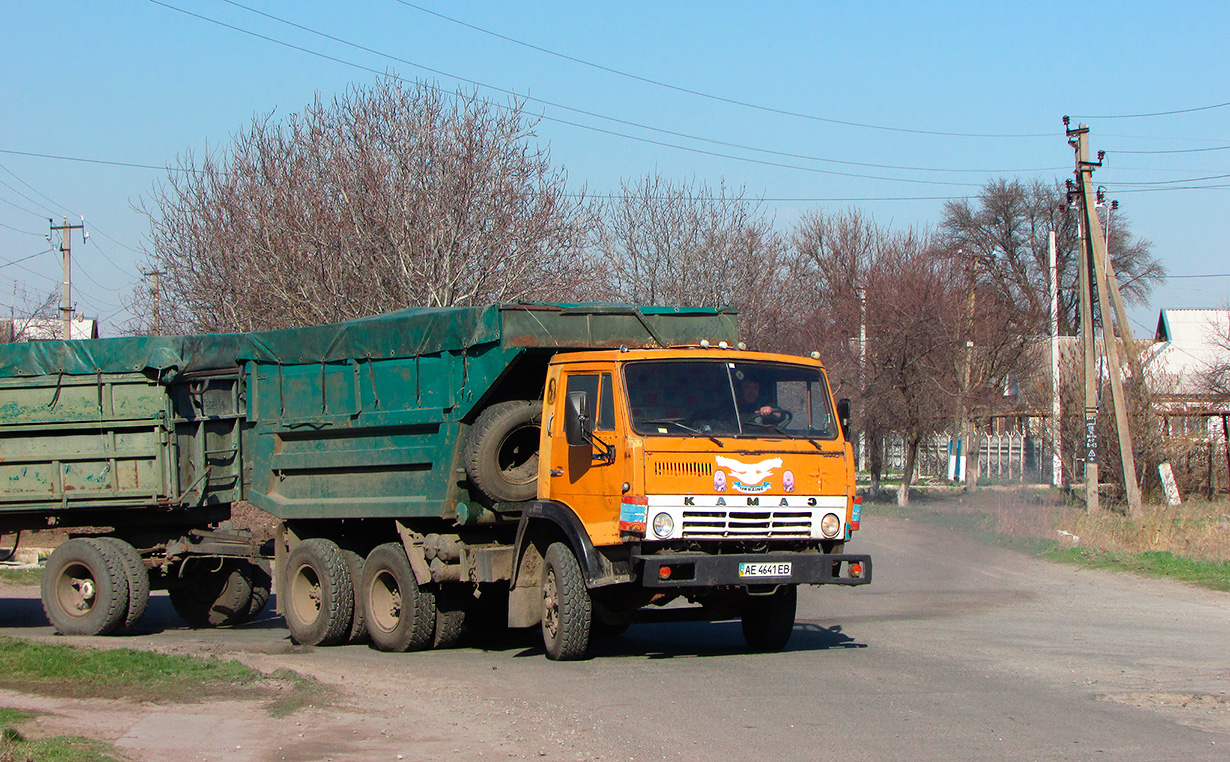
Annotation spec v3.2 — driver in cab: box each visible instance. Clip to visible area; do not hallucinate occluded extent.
[737,378,788,426]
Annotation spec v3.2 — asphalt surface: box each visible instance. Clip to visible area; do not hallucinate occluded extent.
[2,515,1228,761]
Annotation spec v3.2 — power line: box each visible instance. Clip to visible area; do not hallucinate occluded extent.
[0,158,153,262]
[0,248,53,271]
[581,193,970,203]
[157,0,995,186]
[1109,144,1230,155]
[1072,101,1230,120]
[1167,272,1230,279]
[0,147,168,171]
[1112,183,1230,193]
[1102,172,1230,187]
[0,220,43,236]
[0,177,57,217]
[387,0,1053,140]
[0,195,45,219]
[0,161,74,216]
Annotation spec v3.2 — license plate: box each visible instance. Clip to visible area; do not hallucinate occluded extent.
[739,562,792,578]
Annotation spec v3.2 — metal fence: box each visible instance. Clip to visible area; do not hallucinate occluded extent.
[874,421,1049,484]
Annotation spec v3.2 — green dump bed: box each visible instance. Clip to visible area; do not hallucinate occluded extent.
[0,304,736,527]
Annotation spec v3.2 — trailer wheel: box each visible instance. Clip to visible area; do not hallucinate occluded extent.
[361,543,436,652]
[741,585,797,652]
[465,583,509,644]
[170,561,254,628]
[96,537,150,634]
[284,539,354,646]
[465,400,541,503]
[340,549,368,644]
[432,584,466,649]
[41,538,130,636]
[242,562,272,623]
[541,542,591,661]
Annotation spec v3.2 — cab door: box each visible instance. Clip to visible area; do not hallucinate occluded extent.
[547,366,625,546]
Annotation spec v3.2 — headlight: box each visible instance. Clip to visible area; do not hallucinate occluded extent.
[652,512,675,539]
[820,513,841,538]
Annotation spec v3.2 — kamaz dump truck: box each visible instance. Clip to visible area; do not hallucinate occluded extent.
[0,303,870,659]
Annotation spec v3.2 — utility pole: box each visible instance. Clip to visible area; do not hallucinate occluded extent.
[857,286,867,470]
[50,217,85,341]
[1049,231,1063,488]
[961,249,977,490]
[1065,119,1142,515]
[143,269,166,335]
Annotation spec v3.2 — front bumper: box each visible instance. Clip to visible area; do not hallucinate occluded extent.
[633,552,872,588]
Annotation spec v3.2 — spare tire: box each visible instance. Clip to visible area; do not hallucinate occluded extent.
[465,400,542,503]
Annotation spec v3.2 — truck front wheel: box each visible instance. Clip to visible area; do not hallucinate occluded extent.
[741,585,797,652]
[284,539,354,646]
[360,543,436,652]
[541,542,592,661]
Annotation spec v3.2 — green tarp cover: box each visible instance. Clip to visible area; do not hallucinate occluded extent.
[0,333,245,380]
[0,303,736,381]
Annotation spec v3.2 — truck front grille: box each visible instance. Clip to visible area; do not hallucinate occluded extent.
[654,461,713,478]
[680,509,812,538]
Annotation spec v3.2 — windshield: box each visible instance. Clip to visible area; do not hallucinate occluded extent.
[624,359,838,439]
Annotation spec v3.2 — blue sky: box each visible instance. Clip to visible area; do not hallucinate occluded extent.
[2,1,1226,336]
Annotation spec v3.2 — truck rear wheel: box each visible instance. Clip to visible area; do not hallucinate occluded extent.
[169,560,255,628]
[340,549,368,644]
[284,539,354,646]
[541,542,591,660]
[432,584,466,649]
[741,585,797,652]
[465,401,541,503]
[361,543,436,652]
[41,538,129,636]
[96,537,150,634]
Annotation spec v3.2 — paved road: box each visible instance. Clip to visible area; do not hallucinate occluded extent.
[2,515,1228,761]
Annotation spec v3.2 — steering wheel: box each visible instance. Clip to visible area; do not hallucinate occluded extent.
[750,408,793,427]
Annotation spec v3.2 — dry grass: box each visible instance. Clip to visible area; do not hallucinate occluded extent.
[1061,499,1230,563]
[882,488,1230,564]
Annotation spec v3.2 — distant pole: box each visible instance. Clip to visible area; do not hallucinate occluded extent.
[1049,231,1063,488]
[857,286,867,469]
[143,269,166,335]
[50,217,85,340]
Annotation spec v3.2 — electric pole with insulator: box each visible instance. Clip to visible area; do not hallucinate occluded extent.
[49,217,85,340]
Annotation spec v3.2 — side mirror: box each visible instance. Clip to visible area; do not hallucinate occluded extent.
[836,398,852,441]
[564,391,592,448]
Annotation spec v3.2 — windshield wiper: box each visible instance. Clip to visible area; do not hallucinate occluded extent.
[643,418,725,447]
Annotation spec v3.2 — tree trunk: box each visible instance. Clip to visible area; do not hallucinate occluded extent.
[898,435,920,507]
[964,424,981,492]
[869,431,883,499]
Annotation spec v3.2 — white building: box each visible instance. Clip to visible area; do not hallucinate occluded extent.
[1,317,99,342]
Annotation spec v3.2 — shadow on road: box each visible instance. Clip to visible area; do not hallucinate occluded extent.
[504,618,867,660]
[0,590,285,635]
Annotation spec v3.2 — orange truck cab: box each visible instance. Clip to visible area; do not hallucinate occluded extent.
[509,344,872,659]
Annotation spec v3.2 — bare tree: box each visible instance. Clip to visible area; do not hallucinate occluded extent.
[138,77,595,333]
[1,286,58,343]
[941,178,1164,336]
[594,174,791,348]
[863,231,965,505]
[790,211,966,504]
[1200,309,1230,404]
